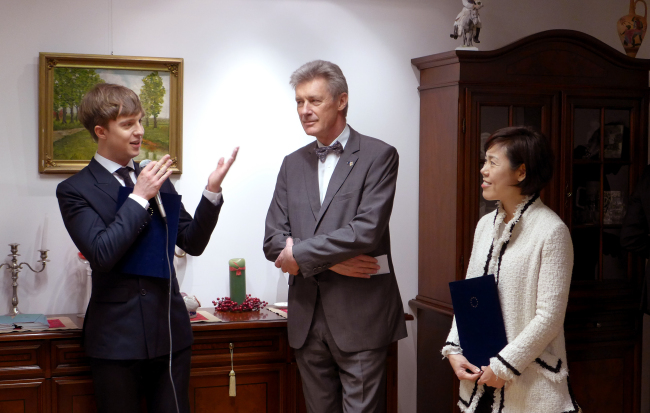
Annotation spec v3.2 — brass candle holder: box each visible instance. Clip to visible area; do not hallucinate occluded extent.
[0,244,49,315]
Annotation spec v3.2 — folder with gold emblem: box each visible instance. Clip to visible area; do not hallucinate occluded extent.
[449,274,508,368]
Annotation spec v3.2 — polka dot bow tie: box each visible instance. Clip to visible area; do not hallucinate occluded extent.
[315,141,344,163]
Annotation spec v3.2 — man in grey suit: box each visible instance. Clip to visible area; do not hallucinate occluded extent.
[263,60,407,413]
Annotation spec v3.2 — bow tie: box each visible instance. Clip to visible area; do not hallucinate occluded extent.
[315,141,344,163]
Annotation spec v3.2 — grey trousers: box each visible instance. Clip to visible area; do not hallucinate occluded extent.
[295,293,389,413]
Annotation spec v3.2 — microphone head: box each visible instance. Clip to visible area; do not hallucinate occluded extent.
[139,159,152,168]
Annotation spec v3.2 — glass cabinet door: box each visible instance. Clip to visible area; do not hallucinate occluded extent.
[570,105,633,282]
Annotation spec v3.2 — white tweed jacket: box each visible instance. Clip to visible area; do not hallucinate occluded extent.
[442,197,581,413]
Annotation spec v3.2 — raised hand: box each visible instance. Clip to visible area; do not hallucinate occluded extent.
[207,147,239,193]
[330,255,380,279]
[448,354,483,382]
[133,154,173,200]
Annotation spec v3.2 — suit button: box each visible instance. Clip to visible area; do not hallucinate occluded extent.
[141,289,147,296]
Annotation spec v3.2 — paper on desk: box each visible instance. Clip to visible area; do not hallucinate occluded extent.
[374,254,391,275]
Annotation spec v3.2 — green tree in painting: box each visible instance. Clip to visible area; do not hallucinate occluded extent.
[54,68,73,124]
[53,68,103,124]
[140,72,165,128]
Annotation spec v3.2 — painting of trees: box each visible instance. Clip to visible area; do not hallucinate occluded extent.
[53,68,104,124]
[140,72,166,128]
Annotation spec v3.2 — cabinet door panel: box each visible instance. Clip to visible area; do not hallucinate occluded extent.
[0,379,45,413]
[568,341,638,413]
[189,364,286,413]
[52,376,97,413]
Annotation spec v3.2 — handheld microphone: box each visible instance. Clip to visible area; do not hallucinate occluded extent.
[139,159,168,223]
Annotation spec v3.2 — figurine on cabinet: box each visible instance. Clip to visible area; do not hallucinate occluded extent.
[451,0,483,48]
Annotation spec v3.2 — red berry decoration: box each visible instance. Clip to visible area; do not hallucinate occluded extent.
[213,294,268,312]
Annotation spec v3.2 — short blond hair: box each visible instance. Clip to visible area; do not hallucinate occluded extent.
[78,83,144,142]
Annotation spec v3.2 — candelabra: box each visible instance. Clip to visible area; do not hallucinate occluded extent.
[0,244,49,315]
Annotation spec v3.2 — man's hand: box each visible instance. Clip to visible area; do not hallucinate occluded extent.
[477,365,505,388]
[133,154,173,200]
[275,238,300,275]
[330,255,379,279]
[207,147,239,193]
[448,354,483,382]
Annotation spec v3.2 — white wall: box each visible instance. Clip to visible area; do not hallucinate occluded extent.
[1,1,649,412]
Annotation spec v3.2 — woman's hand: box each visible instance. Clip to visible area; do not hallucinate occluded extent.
[448,354,483,381]
[477,365,505,388]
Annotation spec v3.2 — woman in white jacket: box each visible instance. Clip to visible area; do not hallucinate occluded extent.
[442,127,581,413]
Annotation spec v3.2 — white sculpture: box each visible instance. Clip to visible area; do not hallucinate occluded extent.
[451,0,483,48]
[182,293,201,318]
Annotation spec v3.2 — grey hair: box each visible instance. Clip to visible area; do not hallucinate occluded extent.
[290,60,349,117]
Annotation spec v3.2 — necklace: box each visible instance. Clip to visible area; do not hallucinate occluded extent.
[482,194,539,284]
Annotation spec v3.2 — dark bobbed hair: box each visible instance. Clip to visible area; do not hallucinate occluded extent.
[484,126,554,196]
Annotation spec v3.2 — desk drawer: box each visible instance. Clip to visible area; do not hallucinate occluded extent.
[0,340,46,380]
[191,328,288,368]
[51,340,90,377]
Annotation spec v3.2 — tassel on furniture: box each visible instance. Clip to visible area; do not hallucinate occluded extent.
[229,343,236,397]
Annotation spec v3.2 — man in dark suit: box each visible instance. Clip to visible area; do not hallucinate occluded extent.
[263,60,407,413]
[56,83,237,413]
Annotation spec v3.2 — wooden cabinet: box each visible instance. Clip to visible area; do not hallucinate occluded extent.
[0,310,401,412]
[411,29,650,413]
[0,379,46,413]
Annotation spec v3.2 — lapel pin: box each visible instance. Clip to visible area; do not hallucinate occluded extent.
[348,161,355,166]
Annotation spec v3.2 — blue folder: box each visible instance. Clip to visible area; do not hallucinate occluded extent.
[114,187,182,279]
[449,274,508,368]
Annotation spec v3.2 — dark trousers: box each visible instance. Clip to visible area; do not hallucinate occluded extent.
[90,345,191,413]
[295,293,389,413]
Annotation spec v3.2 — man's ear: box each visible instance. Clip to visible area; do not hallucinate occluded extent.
[338,92,348,112]
[94,125,107,141]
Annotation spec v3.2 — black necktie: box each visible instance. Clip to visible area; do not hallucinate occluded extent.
[315,141,344,163]
[115,167,135,188]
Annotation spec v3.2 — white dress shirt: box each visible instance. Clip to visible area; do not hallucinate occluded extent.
[316,124,350,204]
[93,153,222,208]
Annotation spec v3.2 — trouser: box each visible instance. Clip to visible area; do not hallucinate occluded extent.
[90,345,191,413]
[295,292,389,413]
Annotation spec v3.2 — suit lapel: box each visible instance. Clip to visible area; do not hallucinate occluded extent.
[316,128,360,225]
[302,143,321,220]
[88,158,121,203]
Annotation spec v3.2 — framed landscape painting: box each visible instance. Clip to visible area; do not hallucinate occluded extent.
[38,52,184,174]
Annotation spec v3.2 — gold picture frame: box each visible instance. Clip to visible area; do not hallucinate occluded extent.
[38,52,184,174]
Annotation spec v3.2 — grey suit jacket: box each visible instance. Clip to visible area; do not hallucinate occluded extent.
[264,126,407,352]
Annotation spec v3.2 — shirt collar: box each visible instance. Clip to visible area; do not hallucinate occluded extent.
[316,124,350,149]
[94,152,135,174]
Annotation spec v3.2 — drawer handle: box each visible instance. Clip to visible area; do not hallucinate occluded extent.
[229,343,236,397]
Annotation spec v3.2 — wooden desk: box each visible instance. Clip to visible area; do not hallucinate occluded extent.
[0,309,404,413]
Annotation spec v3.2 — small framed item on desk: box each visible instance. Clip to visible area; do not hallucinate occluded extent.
[449,274,507,367]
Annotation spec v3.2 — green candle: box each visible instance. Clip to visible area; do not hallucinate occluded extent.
[229,258,246,305]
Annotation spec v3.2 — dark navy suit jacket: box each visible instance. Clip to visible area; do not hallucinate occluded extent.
[57,158,222,359]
